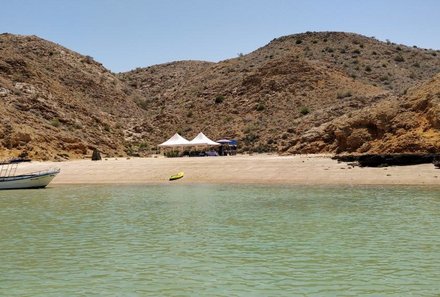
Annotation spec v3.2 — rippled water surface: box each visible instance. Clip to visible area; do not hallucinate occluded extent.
[1,185,440,296]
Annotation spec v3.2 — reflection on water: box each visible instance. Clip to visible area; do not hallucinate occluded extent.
[1,185,440,296]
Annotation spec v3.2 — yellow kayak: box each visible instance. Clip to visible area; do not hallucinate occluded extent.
[169,172,184,181]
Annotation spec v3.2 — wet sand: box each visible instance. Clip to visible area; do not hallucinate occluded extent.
[15,154,440,186]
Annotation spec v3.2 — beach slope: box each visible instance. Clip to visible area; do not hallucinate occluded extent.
[15,155,440,186]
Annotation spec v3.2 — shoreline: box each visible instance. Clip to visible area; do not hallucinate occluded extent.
[15,154,440,186]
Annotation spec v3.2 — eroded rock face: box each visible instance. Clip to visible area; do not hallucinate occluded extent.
[1,32,440,159]
[301,74,440,154]
[425,97,440,129]
[0,34,147,160]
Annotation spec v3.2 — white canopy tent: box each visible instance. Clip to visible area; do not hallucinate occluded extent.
[188,132,220,146]
[158,133,191,147]
[158,132,220,157]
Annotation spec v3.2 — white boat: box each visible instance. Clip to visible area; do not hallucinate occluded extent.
[0,160,60,190]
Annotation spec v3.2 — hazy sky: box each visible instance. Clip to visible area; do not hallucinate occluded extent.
[1,0,439,72]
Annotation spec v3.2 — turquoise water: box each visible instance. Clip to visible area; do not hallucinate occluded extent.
[1,185,440,296]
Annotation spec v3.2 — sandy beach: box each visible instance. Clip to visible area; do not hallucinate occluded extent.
[13,154,440,186]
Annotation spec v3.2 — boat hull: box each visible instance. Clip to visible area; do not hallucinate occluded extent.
[169,172,184,181]
[0,171,59,190]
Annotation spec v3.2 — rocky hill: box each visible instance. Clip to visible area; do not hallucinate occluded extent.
[121,32,440,154]
[1,31,439,160]
[0,33,148,160]
[255,32,440,94]
[301,73,440,154]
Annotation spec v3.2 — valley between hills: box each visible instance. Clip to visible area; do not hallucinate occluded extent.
[1,31,439,160]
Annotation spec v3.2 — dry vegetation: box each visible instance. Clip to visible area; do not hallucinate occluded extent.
[121,32,440,154]
[309,73,440,154]
[0,33,148,160]
[1,31,440,159]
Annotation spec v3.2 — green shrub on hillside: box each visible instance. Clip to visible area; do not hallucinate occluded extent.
[299,106,310,115]
[215,95,224,104]
[256,102,265,111]
[394,55,405,62]
[50,118,61,127]
[380,75,390,81]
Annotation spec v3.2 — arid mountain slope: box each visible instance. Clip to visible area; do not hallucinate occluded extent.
[121,32,440,153]
[122,57,387,153]
[0,33,145,160]
[1,32,439,160]
[254,32,440,93]
[300,73,440,154]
